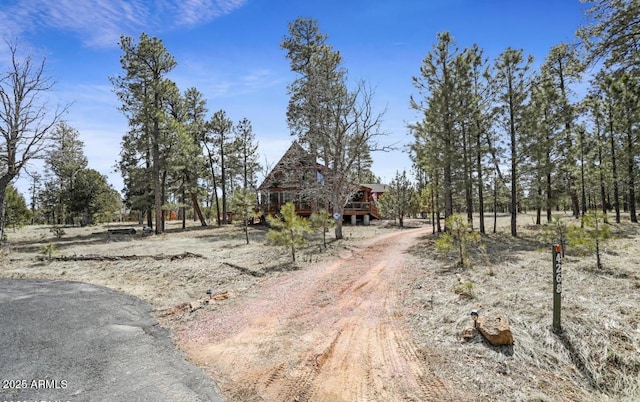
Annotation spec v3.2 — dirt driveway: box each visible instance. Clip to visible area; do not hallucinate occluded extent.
[176,226,464,401]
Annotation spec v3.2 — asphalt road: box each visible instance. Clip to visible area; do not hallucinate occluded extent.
[0,278,224,402]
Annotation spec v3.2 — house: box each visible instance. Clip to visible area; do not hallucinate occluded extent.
[258,141,386,224]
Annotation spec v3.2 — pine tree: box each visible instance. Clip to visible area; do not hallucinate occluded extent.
[111,33,177,234]
[230,188,260,244]
[267,202,311,262]
[281,17,385,240]
[206,110,234,224]
[411,32,459,223]
[233,118,261,191]
[377,170,415,227]
[608,73,639,223]
[578,0,640,73]
[3,184,31,232]
[541,44,584,219]
[43,122,88,225]
[494,47,534,237]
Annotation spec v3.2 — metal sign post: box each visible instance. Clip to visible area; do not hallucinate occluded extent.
[552,244,562,332]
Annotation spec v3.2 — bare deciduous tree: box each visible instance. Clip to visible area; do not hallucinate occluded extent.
[282,18,387,240]
[0,41,67,241]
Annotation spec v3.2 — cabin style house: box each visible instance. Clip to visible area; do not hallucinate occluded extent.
[258,141,387,225]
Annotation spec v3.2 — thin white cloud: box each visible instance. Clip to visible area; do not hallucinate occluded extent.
[171,62,286,99]
[171,0,247,27]
[0,0,247,48]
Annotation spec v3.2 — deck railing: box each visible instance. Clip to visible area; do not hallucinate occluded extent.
[262,200,381,219]
[344,202,371,211]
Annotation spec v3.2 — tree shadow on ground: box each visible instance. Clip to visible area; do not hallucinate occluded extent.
[188,223,269,243]
[407,228,549,271]
[8,231,121,254]
[466,334,515,357]
[162,224,215,235]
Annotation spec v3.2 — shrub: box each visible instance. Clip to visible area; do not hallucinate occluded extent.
[40,243,58,260]
[435,214,482,268]
[453,280,474,298]
[50,226,65,239]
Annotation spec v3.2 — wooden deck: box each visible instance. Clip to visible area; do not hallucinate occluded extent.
[262,201,381,220]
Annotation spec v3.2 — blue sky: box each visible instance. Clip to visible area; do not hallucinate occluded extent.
[1,0,590,199]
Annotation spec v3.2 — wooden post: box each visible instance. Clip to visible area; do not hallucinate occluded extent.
[553,244,562,332]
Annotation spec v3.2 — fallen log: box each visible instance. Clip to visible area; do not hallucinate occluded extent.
[222,261,265,277]
[39,251,205,262]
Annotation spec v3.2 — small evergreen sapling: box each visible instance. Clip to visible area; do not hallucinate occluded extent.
[435,214,481,268]
[567,210,611,269]
[540,217,568,256]
[309,209,335,249]
[230,188,260,244]
[40,243,58,261]
[267,202,311,262]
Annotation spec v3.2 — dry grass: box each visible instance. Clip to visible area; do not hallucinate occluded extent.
[404,213,640,401]
[1,214,639,401]
[0,219,396,317]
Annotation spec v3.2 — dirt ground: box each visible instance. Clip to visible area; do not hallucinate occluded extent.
[2,214,639,401]
[175,225,464,401]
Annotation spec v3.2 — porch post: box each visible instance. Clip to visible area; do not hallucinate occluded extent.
[350,214,357,225]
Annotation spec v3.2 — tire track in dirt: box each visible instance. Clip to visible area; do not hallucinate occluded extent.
[176,227,463,401]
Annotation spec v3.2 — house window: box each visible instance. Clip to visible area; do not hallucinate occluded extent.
[269,192,279,206]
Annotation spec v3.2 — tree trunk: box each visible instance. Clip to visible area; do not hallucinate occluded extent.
[579,129,587,217]
[191,193,207,226]
[221,140,227,224]
[435,173,442,233]
[146,208,153,228]
[161,170,167,232]
[290,229,296,262]
[0,177,9,245]
[322,219,327,248]
[627,125,638,222]
[153,93,163,235]
[536,186,542,225]
[476,129,485,234]
[462,121,473,228]
[508,77,518,237]
[204,145,221,226]
[182,187,186,230]
[610,109,621,223]
[597,123,608,218]
[570,180,580,219]
[431,186,436,235]
[334,211,343,240]
[493,173,498,234]
[547,172,553,223]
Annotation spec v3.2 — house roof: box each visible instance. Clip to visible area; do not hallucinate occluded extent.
[258,141,388,193]
[258,141,318,191]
